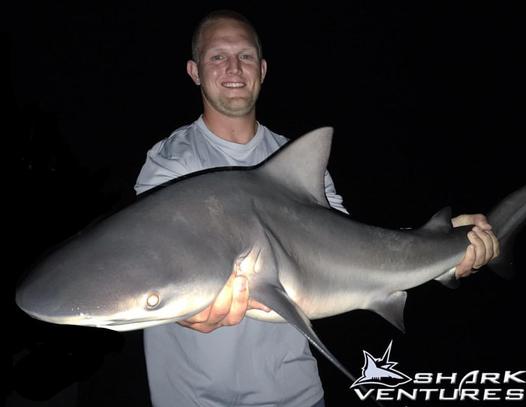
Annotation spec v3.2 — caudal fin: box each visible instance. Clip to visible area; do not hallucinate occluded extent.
[487,185,526,279]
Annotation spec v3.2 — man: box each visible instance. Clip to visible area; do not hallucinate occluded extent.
[135,10,499,407]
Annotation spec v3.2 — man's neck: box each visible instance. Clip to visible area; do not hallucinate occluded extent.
[202,109,258,144]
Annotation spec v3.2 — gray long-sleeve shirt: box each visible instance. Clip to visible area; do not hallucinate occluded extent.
[135,117,347,406]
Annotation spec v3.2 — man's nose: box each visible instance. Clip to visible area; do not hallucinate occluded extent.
[226,56,242,74]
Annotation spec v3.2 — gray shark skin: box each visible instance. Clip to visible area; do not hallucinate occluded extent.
[16,127,526,381]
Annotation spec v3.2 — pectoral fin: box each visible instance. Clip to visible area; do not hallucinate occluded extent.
[250,283,356,381]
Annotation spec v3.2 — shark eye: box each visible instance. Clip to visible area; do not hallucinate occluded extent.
[146,292,160,309]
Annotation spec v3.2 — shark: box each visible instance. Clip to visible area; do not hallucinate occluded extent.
[16,127,526,382]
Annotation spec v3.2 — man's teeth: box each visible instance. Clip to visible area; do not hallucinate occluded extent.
[223,82,245,88]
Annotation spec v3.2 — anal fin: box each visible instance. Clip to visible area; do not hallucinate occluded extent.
[250,283,356,382]
[369,291,407,332]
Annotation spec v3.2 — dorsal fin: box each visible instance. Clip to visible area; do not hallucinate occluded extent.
[257,127,333,207]
[420,207,453,233]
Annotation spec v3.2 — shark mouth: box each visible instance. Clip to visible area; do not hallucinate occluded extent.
[22,309,180,332]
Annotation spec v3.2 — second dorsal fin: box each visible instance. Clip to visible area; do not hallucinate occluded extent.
[420,207,453,234]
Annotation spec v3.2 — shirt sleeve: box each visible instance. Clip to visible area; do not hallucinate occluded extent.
[324,171,349,214]
[134,141,190,195]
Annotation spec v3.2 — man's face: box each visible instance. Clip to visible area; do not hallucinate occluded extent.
[187,18,267,118]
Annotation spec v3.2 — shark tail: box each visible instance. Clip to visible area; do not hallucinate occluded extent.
[487,185,526,279]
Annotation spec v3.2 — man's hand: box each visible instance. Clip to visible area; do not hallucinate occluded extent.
[452,214,500,278]
[177,271,270,333]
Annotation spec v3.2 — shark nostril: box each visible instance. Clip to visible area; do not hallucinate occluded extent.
[146,292,161,309]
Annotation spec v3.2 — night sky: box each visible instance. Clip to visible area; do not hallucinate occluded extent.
[4,2,525,406]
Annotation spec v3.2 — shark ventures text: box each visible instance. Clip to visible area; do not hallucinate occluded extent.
[353,370,526,402]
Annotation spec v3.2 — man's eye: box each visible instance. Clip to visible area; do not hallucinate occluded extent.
[240,54,255,61]
[211,55,224,61]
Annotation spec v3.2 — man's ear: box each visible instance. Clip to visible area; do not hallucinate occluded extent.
[260,59,267,84]
[187,60,200,85]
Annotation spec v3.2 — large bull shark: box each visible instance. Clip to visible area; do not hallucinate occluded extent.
[16,127,526,381]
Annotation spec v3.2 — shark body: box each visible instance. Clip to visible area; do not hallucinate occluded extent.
[16,127,526,381]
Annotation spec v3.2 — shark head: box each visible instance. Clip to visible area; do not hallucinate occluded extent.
[15,176,251,331]
[16,232,227,331]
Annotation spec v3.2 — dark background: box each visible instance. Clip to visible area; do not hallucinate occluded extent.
[3,1,525,406]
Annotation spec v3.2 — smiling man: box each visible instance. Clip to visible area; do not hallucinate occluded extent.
[187,16,266,122]
[134,9,498,407]
[135,11,342,407]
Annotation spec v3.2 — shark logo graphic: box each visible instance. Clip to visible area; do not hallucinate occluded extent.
[351,341,412,388]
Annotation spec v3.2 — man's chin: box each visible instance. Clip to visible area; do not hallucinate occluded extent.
[217,100,257,117]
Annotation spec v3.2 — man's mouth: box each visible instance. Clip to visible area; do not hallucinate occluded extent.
[222,82,246,88]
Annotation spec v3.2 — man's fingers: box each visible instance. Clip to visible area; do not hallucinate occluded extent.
[455,244,476,277]
[488,230,500,258]
[451,214,472,228]
[206,272,237,324]
[248,299,271,312]
[223,276,249,325]
[451,213,492,230]
[473,226,495,264]
[178,319,216,334]
[471,214,492,231]
[182,306,212,325]
[468,230,486,269]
